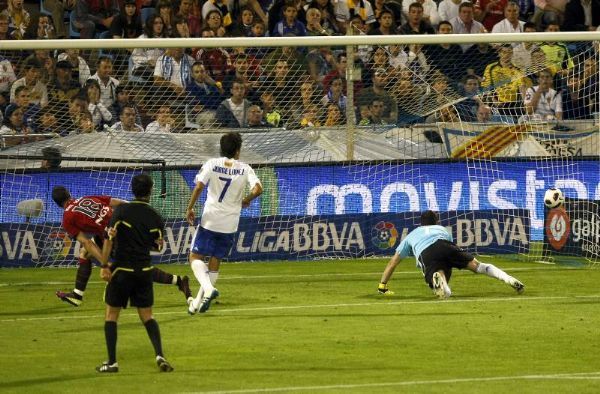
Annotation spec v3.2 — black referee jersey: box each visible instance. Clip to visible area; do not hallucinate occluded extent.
[108,200,165,269]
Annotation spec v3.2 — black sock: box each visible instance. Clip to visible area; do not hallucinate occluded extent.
[144,319,163,358]
[152,268,175,285]
[105,321,117,364]
[75,259,92,294]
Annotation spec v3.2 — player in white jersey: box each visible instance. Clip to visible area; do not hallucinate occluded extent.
[185,132,263,314]
[378,210,525,299]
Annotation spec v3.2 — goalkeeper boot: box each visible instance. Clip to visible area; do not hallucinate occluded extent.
[432,272,451,299]
[177,275,193,300]
[157,356,174,372]
[509,277,525,294]
[198,289,219,313]
[96,361,119,373]
[56,290,82,307]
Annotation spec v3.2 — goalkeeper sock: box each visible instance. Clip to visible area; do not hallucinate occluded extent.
[104,321,117,364]
[209,271,219,286]
[476,262,511,283]
[74,258,92,296]
[191,259,214,294]
[152,268,174,285]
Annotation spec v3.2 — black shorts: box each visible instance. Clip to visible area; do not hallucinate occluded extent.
[419,240,474,287]
[104,267,154,308]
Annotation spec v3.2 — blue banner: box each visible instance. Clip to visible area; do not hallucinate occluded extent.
[0,210,529,267]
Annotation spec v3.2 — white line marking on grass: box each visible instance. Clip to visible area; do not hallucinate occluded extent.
[0,266,575,287]
[190,372,600,394]
[2,294,600,323]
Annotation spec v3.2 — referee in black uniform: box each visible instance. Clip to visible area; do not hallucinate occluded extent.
[97,173,174,373]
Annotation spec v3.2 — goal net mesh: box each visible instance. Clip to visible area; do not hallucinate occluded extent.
[0,34,598,266]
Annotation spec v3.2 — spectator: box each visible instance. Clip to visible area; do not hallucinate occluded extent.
[272,2,307,36]
[154,47,195,97]
[0,104,29,148]
[186,62,224,124]
[145,105,174,132]
[262,45,306,77]
[73,0,119,39]
[511,22,538,71]
[12,85,40,130]
[475,102,493,122]
[322,52,354,94]
[450,2,487,52]
[193,29,233,81]
[539,24,574,74]
[523,68,562,121]
[368,9,396,34]
[0,14,15,41]
[438,0,462,22]
[85,79,112,129]
[79,111,96,133]
[398,2,435,34]
[24,14,56,39]
[563,0,599,31]
[0,53,16,109]
[21,50,53,85]
[230,6,255,36]
[456,74,483,120]
[490,1,524,37]
[299,103,322,127]
[393,67,427,124]
[41,146,62,169]
[402,0,440,27]
[425,20,464,82]
[57,49,91,87]
[155,0,174,37]
[43,0,73,38]
[130,15,167,82]
[203,0,267,29]
[33,107,60,135]
[481,44,531,119]
[405,44,430,79]
[304,7,334,35]
[357,68,398,123]
[109,85,143,125]
[461,42,498,80]
[10,58,48,108]
[349,15,373,63]
[306,46,336,85]
[110,104,144,131]
[304,0,339,34]
[531,0,566,30]
[110,0,143,38]
[324,103,345,126]
[1,0,30,39]
[202,9,227,37]
[358,98,388,125]
[63,95,89,135]
[474,0,507,32]
[215,79,252,128]
[290,81,317,126]
[172,15,191,37]
[47,60,80,114]
[371,0,403,28]
[424,73,460,122]
[88,56,120,107]
[222,53,261,103]
[334,0,376,33]
[174,0,201,37]
[362,46,390,86]
[246,104,272,128]
[260,90,284,127]
[321,76,347,111]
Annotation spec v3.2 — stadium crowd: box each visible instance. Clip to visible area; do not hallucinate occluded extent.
[0,0,598,147]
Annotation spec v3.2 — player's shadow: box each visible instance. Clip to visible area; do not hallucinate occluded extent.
[53,314,190,334]
[230,311,481,319]
[0,374,91,390]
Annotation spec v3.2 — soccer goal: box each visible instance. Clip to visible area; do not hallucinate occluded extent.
[0,32,598,267]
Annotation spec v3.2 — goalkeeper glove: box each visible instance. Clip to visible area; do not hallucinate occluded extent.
[378,282,394,295]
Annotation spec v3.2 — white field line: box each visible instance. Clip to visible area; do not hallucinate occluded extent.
[190,372,600,394]
[2,294,599,323]
[0,266,576,288]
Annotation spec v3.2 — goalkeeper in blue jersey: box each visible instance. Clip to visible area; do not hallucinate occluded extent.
[378,210,525,299]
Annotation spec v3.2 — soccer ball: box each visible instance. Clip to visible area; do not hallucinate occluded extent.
[544,187,564,208]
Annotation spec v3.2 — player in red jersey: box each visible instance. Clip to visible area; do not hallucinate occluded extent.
[52,186,192,306]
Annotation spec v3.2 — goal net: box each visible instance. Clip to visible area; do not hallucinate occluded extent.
[0,32,598,267]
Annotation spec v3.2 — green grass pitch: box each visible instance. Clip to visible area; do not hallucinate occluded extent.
[1,258,599,393]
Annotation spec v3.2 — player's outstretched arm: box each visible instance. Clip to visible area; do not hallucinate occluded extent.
[242,183,263,208]
[378,253,402,294]
[186,182,205,225]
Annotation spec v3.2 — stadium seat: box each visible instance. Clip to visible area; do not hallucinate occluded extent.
[140,8,155,25]
[69,11,80,38]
